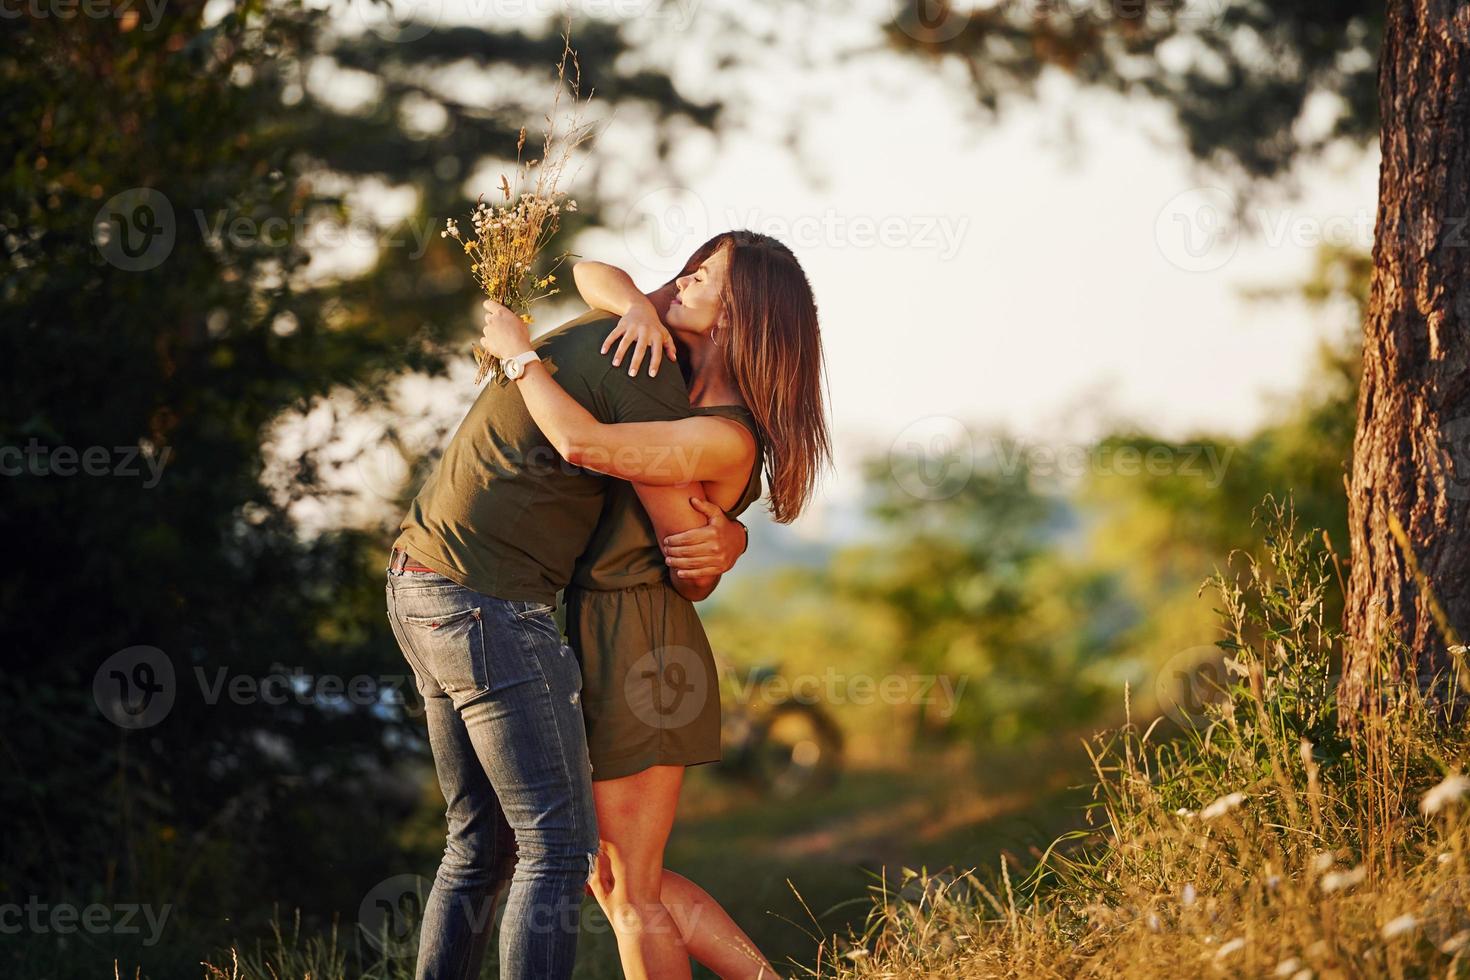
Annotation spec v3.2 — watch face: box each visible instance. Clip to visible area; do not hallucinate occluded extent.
[504,357,523,380]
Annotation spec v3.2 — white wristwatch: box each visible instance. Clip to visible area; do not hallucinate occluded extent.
[502,349,541,380]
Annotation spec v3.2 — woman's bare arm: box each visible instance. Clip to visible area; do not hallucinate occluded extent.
[574,260,679,377]
[518,361,750,484]
[633,485,746,602]
[573,260,677,320]
[481,299,753,483]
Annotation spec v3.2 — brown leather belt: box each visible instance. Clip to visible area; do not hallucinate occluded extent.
[388,547,437,574]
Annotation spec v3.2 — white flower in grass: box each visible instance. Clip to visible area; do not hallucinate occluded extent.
[1381,913,1418,938]
[1320,865,1366,893]
[1309,852,1337,875]
[1421,774,1470,815]
[1273,957,1302,976]
[1176,807,1197,818]
[1214,937,1244,961]
[1182,883,1197,906]
[1200,792,1246,821]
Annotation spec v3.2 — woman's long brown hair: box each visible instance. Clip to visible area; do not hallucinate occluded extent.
[674,231,831,523]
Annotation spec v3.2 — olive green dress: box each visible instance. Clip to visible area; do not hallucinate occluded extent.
[565,405,763,781]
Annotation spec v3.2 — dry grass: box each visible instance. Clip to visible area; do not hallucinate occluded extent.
[811,499,1470,979]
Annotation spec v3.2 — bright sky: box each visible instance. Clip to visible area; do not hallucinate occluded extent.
[298,1,1382,541]
[573,56,1380,534]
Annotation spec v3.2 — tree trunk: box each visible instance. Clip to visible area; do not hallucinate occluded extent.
[1339,0,1470,722]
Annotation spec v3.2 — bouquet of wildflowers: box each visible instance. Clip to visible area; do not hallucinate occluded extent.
[443,37,592,384]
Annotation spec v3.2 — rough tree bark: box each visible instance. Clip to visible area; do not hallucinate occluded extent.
[1339,0,1470,721]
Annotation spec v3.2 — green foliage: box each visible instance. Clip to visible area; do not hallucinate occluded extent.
[1,4,710,972]
[813,502,1470,979]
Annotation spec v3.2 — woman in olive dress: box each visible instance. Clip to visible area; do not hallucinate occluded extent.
[480,230,830,980]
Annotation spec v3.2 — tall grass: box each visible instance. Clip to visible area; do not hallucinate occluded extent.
[814,499,1470,978]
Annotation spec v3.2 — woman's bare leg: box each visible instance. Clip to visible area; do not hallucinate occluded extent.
[659,869,780,979]
[589,765,780,980]
[589,766,691,980]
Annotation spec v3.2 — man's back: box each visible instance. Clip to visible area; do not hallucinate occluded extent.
[395,309,690,605]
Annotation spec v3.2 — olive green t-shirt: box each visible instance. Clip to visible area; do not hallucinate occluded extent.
[394,309,691,605]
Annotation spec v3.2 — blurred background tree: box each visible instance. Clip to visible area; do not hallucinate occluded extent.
[2,4,713,973]
[883,0,1381,185]
[1,0,1397,975]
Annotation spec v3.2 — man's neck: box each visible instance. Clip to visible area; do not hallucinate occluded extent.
[672,331,742,407]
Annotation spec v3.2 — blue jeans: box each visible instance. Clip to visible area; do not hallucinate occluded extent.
[386,568,598,980]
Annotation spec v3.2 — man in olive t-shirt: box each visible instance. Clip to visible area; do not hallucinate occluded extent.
[385,308,690,980]
[395,307,691,601]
